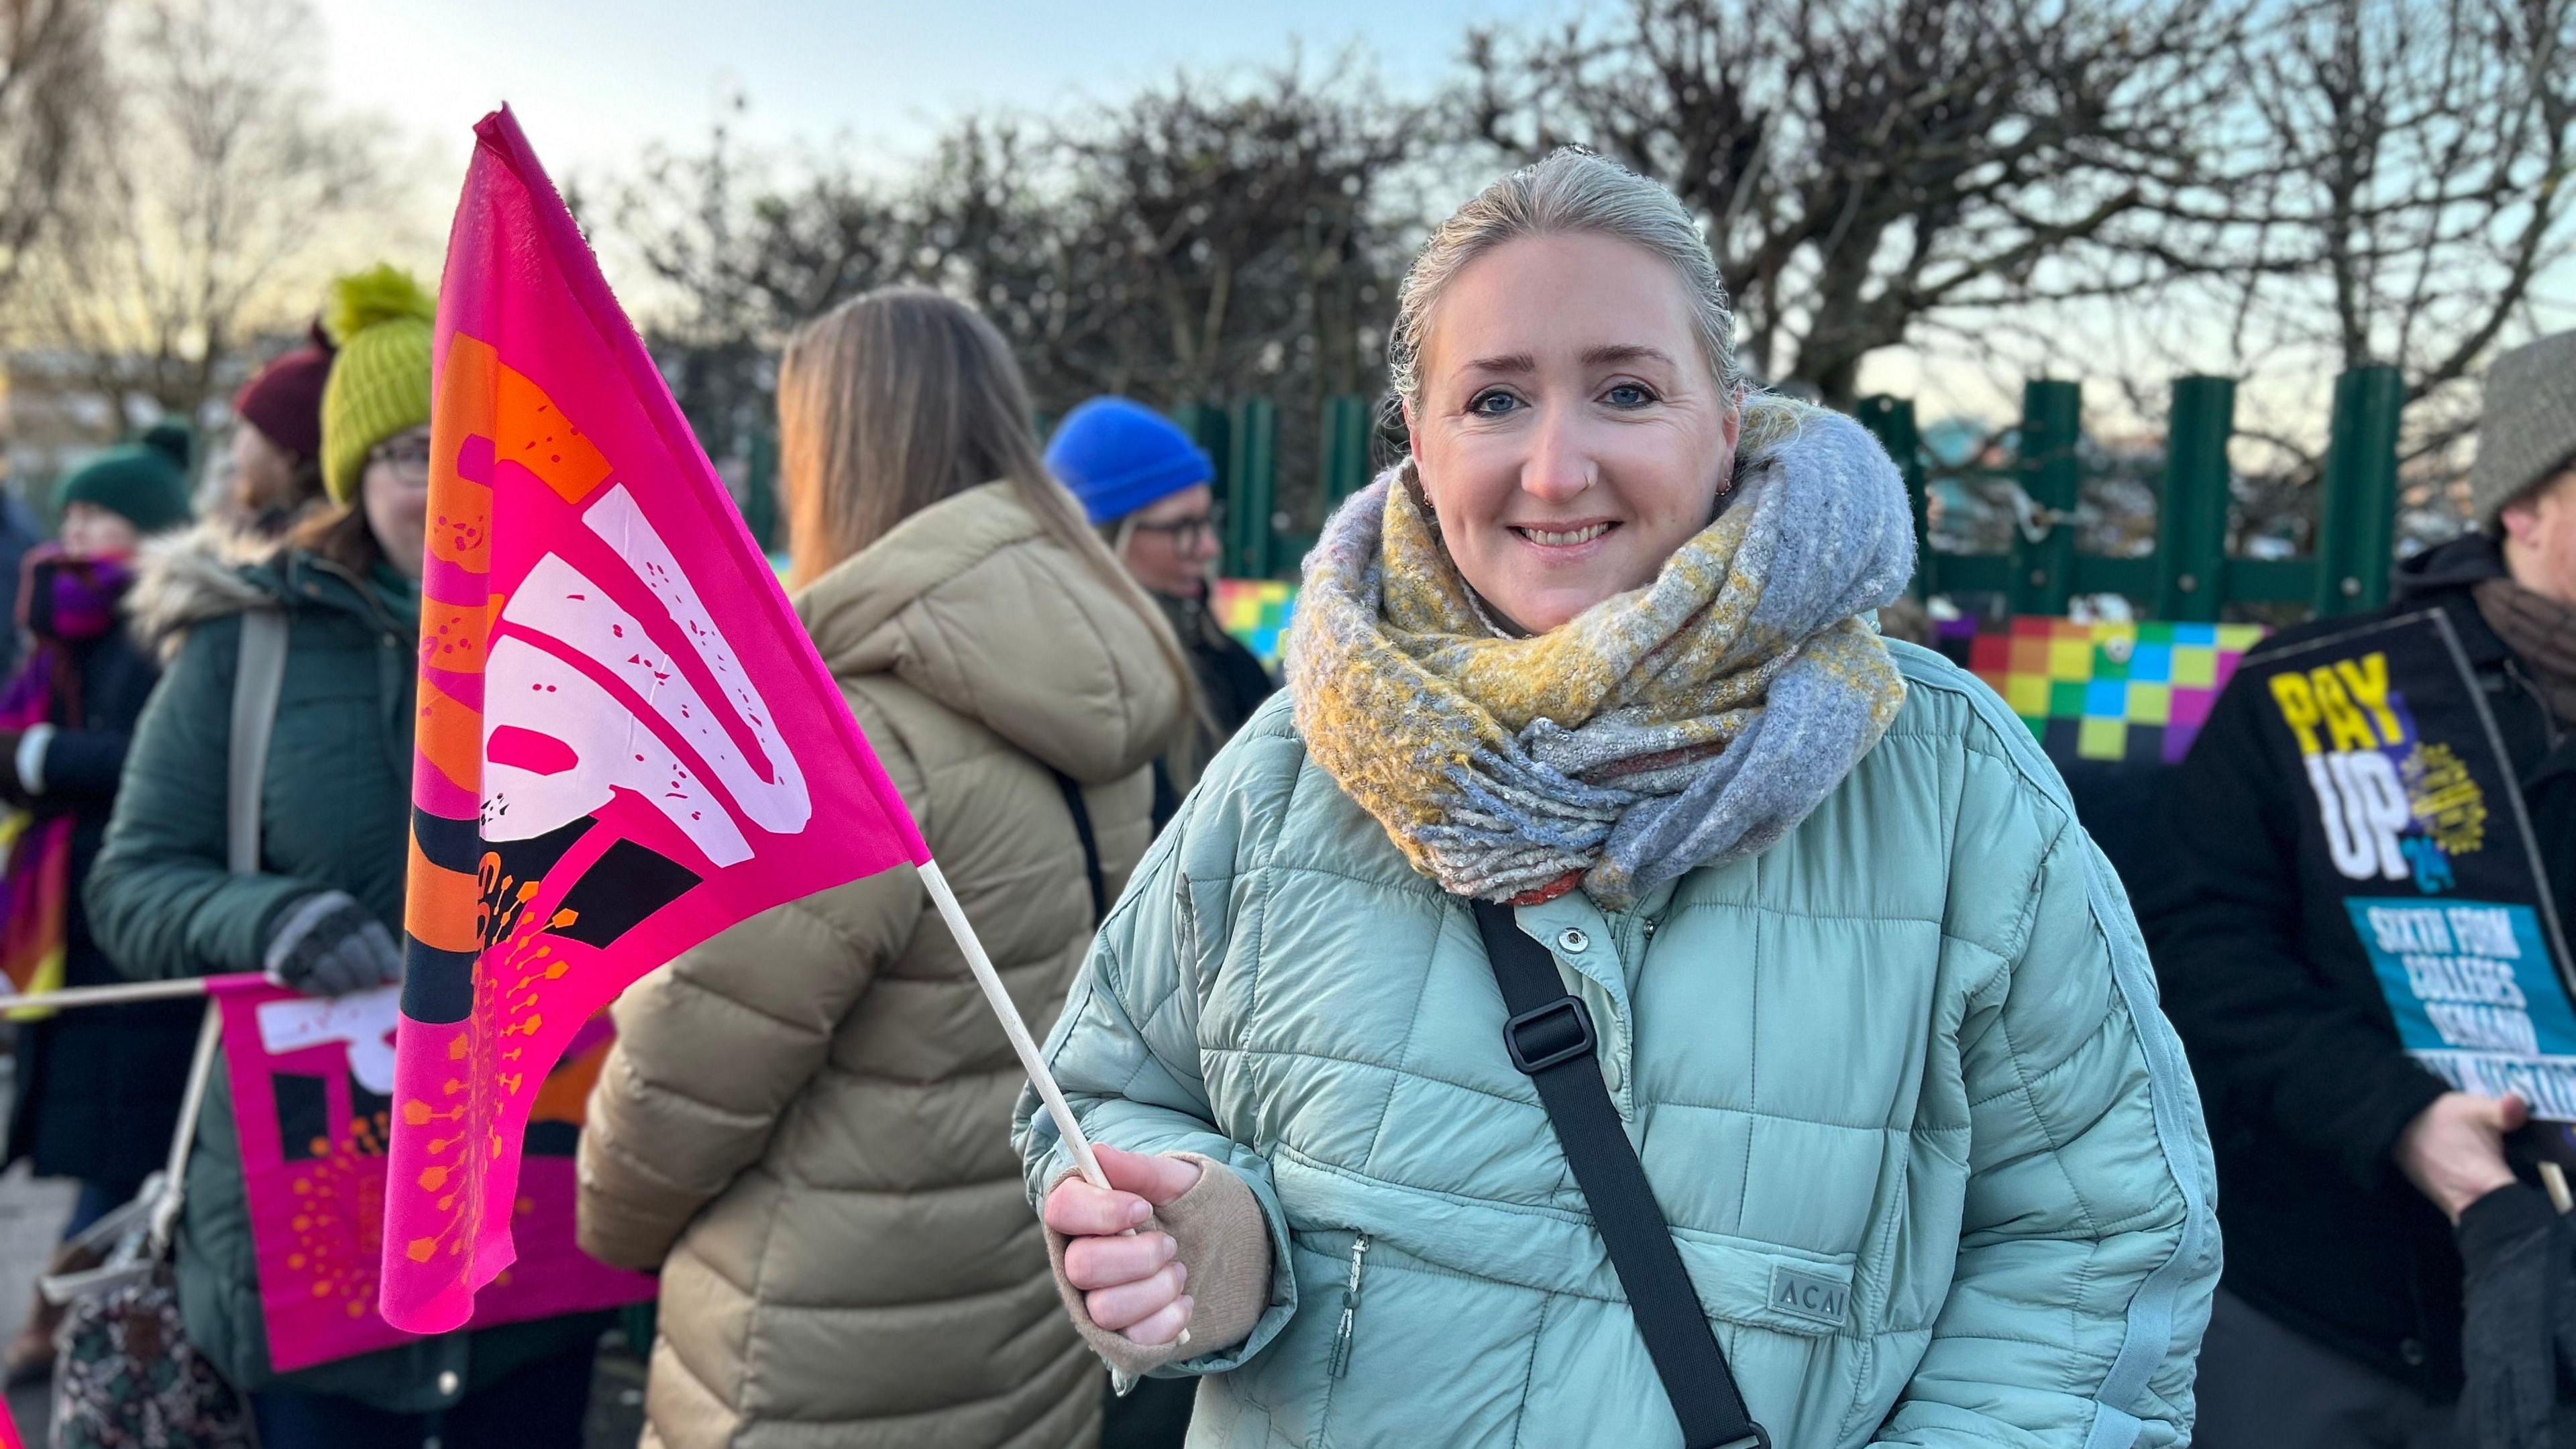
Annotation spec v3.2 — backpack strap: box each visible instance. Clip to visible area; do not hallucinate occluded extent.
[150,608,292,1256]
[227,609,287,877]
[1468,897,1768,1449]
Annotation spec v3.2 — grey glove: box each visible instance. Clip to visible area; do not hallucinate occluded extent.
[263,891,402,998]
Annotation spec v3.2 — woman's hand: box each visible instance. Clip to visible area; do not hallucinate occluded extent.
[1042,1144,1204,1347]
[2396,1090,2526,1222]
[262,890,402,998]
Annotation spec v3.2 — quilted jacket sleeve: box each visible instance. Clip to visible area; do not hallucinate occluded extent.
[1014,734,1300,1377]
[1876,747,2220,1448]
[88,614,321,979]
[576,706,928,1272]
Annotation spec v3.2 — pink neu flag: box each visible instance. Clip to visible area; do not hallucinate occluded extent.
[378,108,929,1334]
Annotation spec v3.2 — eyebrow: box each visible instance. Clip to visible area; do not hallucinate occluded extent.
[1454,345,1679,376]
[1583,344,1678,370]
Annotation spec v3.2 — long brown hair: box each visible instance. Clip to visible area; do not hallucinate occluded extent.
[776,286,1196,745]
[286,499,382,576]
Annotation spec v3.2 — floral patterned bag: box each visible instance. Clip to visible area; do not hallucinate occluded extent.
[46,1003,254,1449]
[50,1269,254,1449]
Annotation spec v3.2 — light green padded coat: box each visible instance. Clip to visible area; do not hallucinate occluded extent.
[1016,641,2218,1448]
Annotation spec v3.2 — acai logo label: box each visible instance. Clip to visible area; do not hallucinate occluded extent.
[1770,1265,1849,1327]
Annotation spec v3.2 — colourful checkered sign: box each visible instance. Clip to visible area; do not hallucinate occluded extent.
[1943,616,2266,765]
[1213,578,1298,670]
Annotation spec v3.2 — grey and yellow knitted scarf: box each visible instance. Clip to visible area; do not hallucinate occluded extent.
[1284,402,1916,907]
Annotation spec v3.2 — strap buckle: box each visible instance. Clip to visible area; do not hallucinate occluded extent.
[1712,1432,1770,1449]
[1503,996,1595,1075]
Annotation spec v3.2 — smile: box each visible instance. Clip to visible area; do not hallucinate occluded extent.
[1510,522,1617,546]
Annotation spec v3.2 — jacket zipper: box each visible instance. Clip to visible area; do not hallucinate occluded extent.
[1326,1233,1369,1378]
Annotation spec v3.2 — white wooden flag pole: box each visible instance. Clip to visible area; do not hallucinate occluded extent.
[0,976,213,1012]
[918,859,1112,1193]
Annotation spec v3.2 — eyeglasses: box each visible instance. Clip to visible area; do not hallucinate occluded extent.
[1127,507,1223,549]
[370,437,435,476]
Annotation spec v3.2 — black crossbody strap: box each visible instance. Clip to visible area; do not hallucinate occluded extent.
[1469,898,1767,1449]
[1052,769,1108,928]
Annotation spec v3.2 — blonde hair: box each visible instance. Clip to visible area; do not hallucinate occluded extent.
[775,287,1195,745]
[1388,148,1812,458]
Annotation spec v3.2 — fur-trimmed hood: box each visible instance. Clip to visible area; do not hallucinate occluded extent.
[123,521,288,661]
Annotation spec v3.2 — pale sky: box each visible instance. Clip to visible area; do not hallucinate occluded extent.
[315,0,1519,186]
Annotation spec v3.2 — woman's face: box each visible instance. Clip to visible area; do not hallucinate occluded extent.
[229,423,299,516]
[362,425,433,579]
[1406,232,1737,635]
[58,502,138,561]
[1118,483,1221,599]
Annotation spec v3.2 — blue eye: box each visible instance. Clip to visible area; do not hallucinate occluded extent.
[1469,390,1521,417]
[1605,383,1656,408]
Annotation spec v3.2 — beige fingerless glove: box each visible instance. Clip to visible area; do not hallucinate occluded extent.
[1044,1150,1273,1377]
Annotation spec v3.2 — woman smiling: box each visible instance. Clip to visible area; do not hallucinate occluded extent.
[1016,150,2216,1448]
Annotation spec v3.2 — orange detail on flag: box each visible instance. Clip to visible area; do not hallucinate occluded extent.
[428,484,493,574]
[437,333,614,507]
[420,597,488,674]
[498,365,613,504]
[415,680,483,796]
[405,837,482,955]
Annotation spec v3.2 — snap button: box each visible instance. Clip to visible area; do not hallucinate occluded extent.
[1556,927,1589,954]
[2398,1338,2425,1367]
[437,1369,460,1397]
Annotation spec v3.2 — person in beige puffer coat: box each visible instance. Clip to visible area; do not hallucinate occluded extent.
[576,287,1190,1449]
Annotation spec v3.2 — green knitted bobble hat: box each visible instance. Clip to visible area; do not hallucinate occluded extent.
[319,264,437,506]
[57,421,195,537]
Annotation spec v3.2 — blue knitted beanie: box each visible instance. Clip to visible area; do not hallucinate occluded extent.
[1045,398,1213,525]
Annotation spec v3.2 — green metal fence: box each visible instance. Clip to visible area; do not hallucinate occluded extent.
[1855,364,2407,621]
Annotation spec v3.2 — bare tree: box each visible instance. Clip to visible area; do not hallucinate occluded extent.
[1465,0,2253,409]
[1036,61,1421,410]
[2149,0,2576,546]
[611,104,914,466]
[0,0,106,311]
[616,62,1426,523]
[14,0,392,423]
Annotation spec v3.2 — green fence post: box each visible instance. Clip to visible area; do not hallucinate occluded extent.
[1173,402,1232,567]
[1228,396,1279,578]
[2314,364,2404,617]
[1320,394,1373,513]
[2012,380,2082,617]
[1855,395,1927,598]
[742,430,780,554]
[2156,376,2235,623]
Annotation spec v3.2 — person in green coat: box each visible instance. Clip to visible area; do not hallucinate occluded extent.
[87,266,607,1449]
[1018,150,2219,1447]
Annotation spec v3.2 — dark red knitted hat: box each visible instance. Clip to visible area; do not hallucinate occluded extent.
[231,322,335,464]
